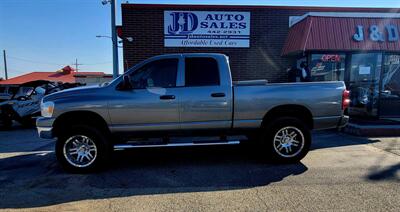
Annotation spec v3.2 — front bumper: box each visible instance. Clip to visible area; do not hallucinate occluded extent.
[36,117,56,139]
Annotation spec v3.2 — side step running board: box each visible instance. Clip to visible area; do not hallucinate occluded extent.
[114,140,240,150]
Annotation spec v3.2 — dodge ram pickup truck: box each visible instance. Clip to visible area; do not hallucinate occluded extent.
[37,53,349,172]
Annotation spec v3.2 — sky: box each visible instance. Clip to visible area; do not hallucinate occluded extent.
[0,0,399,79]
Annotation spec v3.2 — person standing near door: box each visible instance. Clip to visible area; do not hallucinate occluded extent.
[287,65,300,82]
[300,61,311,82]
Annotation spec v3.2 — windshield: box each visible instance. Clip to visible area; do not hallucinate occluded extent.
[106,73,125,86]
[35,87,46,95]
[12,87,33,99]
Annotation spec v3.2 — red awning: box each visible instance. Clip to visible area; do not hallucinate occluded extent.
[282,13,400,56]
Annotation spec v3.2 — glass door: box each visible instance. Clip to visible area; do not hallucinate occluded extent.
[348,53,382,117]
[379,54,400,118]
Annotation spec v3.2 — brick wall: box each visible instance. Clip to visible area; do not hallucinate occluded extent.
[121,4,392,82]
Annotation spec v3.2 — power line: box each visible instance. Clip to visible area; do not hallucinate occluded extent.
[81,61,112,65]
[7,56,67,66]
[6,68,30,75]
[8,55,112,66]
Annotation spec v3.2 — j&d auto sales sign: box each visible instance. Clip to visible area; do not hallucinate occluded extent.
[164,11,250,48]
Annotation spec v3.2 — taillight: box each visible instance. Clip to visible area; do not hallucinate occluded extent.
[342,89,350,110]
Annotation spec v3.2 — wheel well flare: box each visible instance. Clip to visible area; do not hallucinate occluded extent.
[262,105,313,129]
[53,111,109,137]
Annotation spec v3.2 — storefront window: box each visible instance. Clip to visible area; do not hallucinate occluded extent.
[310,54,345,81]
[379,54,400,117]
[348,53,382,117]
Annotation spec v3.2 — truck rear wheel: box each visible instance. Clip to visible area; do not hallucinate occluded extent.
[262,117,311,163]
[55,125,111,173]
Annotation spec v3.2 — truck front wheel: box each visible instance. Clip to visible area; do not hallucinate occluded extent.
[55,125,111,173]
[263,117,311,163]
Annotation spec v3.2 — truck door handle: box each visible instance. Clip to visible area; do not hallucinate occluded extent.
[160,95,175,100]
[211,93,226,97]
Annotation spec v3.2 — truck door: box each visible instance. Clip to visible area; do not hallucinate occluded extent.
[179,56,233,131]
[108,57,181,133]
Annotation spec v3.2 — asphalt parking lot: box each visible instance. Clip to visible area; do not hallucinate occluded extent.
[0,127,399,211]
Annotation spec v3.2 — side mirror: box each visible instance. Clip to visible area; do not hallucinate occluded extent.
[117,75,133,90]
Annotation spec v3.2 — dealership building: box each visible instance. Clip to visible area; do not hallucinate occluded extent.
[120,4,400,120]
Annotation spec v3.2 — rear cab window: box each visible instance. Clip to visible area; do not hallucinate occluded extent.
[185,57,220,87]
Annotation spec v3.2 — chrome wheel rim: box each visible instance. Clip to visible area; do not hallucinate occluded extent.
[63,135,97,168]
[273,126,305,158]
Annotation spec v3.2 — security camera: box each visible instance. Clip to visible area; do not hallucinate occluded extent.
[101,0,109,5]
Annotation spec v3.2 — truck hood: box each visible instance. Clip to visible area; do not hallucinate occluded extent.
[43,85,103,102]
[0,100,12,107]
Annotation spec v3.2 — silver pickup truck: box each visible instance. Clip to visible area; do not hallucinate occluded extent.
[37,53,349,172]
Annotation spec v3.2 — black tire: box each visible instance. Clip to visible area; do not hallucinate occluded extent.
[261,117,311,163]
[55,125,111,173]
[1,118,12,129]
[0,109,13,129]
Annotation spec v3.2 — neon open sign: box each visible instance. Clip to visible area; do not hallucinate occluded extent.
[321,54,341,62]
[353,24,399,42]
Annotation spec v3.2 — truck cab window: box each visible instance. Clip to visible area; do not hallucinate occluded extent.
[185,57,220,86]
[130,59,178,89]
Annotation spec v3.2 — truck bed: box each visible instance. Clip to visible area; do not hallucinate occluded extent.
[232,81,346,130]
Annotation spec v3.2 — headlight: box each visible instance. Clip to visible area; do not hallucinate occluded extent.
[41,101,54,118]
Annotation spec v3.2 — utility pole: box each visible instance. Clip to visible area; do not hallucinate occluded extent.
[3,50,8,80]
[72,59,82,72]
[110,0,119,78]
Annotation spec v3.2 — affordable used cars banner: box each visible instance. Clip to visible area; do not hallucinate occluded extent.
[164,11,250,48]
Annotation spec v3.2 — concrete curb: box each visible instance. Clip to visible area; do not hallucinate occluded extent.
[343,123,400,136]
